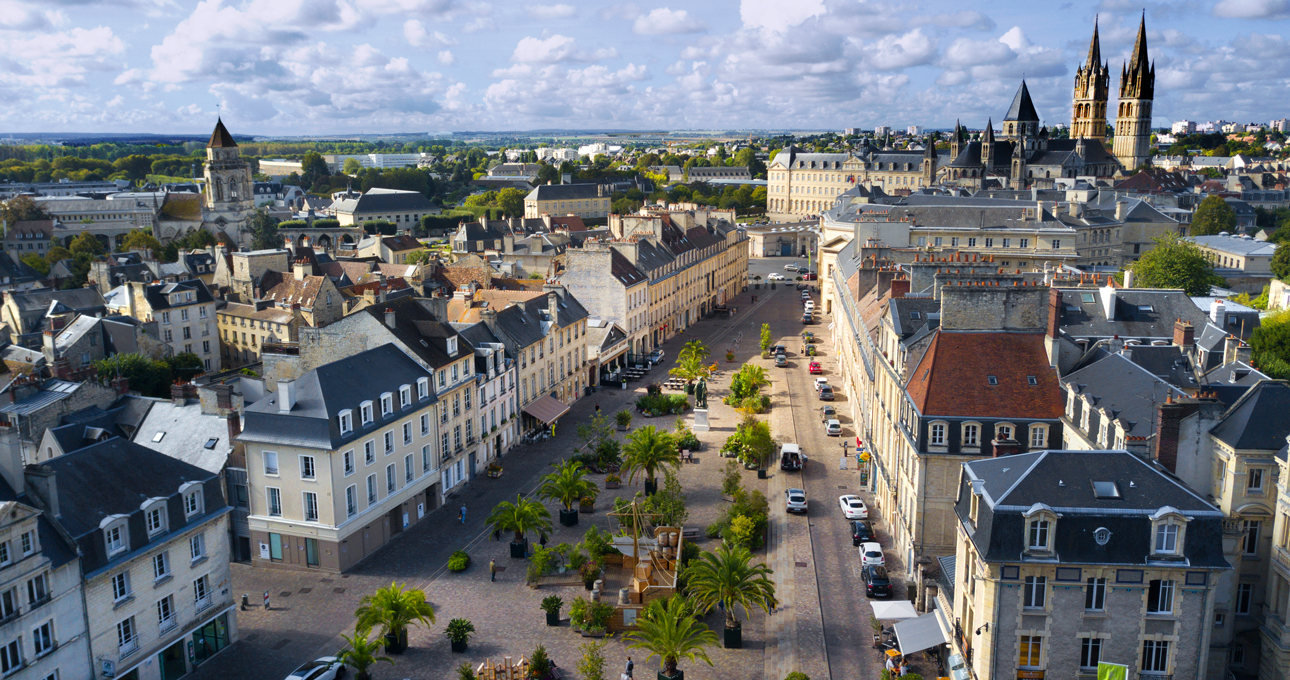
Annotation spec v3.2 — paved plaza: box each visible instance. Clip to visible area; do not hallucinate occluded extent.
[189,273,896,680]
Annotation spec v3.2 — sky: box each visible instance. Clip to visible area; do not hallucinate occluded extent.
[2,0,1289,136]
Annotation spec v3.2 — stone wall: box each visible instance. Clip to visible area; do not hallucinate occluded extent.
[939,283,1050,332]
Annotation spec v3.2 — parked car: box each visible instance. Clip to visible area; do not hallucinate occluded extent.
[859,542,885,568]
[768,273,786,281]
[862,565,892,598]
[813,377,830,391]
[802,313,812,325]
[808,361,822,374]
[774,353,788,367]
[825,419,842,436]
[784,263,800,271]
[851,520,877,546]
[769,344,788,356]
[839,494,868,519]
[802,272,818,281]
[804,300,815,312]
[780,443,804,471]
[285,657,345,680]
[786,488,808,514]
[818,386,834,400]
[648,349,665,363]
[820,405,837,421]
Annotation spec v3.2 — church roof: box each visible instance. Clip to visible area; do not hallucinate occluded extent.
[208,118,237,148]
[1003,81,1040,123]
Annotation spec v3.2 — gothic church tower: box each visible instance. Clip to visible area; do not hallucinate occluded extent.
[202,118,254,243]
[1071,17,1109,140]
[1112,15,1155,170]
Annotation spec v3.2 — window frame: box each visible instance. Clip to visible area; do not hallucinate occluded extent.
[104,521,128,557]
[302,491,319,522]
[189,533,205,562]
[961,422,980,448]
[266,487,282,517]
[1085,577,1106,611]
[928,421,946,447]
[1023,575,1047,609]
[299,455,316,481]
[1080,637,1102,670]
[1147,579,1175,615]
[262,450,279,476]
[1018,634,1043,669]
[338,409,353,434]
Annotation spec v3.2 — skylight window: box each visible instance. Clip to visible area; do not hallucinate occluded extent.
[1081,293,1096,303]
[204,438,219,449]
[153,432,166,442]
[1027,375,1038,386]
[987,375,998,386]
[1092,481,1121,499]
[1138,305,1154,313]
[910,311,921,320]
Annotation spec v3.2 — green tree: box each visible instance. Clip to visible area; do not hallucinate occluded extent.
[248,208,283,251]
[301,151,329,183]
[622,425,680,494]
[759,323,772,353]
[577,640,609,680]
[112,154,153,181]
[354,582,436,652]
[623,595,717,677]
[122,229,162,255]
[406,249,435,265]
[338,626,394,680]
[485,494,553,545]
[69,231,105,256]
[639,468,689,527]
[1251,311,1290,379]
[93,354,173,397]
[683,543,777,631]
[669,339,712,382]
[496,187,526,217]
[1128,234,1224,296]
[1191,195,1238,236]
[0,195,51,225]
[1271,243,1290,281]
[343,157,363,175]
[166,353,205,381]
[538,460,598,512]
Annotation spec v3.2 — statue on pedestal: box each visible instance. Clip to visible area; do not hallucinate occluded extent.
[694,377,708,409]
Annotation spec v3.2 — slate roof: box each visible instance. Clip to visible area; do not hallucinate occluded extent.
[131,398,232,474]
[239,343,437,450]
[207,118,237,148]
[1003,81,1040,122]
[8,287,105,315]
[140,279,215,310]
[609,250,647,287]
[958,450,1227,568]
[1061,352,1186,438]
[526,184,604,201]
[1053,287,1210,339]
[1188,235,1277,257]
[1202,360,1268,387]
[2,220,55,242]
[47,406,131,454]
[905,331,1063,419]
[1209,380,1290,451]
[886,298,940,339]
[353,296,467,370]
[337,188,435,215]
[0,476,76,570]
[52,315,101,354]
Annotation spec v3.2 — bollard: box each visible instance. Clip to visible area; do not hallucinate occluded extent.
[241,593,249,611]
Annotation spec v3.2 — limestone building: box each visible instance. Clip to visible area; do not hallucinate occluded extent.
[201,119,254,244]
[1112,17,1156,171]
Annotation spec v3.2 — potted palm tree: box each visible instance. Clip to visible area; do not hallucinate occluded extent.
[445,618,475,653]
[623,595,717,680]
[353,582,436,654]
[622,425,681,496]
[486,494,553,558]
[538,460,597,527]
[338,625,394,680]
[682,543,778,649]
[753,275,761,290]
[615,410,633,431]
[541,595,563,626]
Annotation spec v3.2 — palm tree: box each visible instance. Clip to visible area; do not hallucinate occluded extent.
[538,460,598,511]
[684,543,778,631]
[623,595,717,678]
[354,582,436,653]
[485,494,553,544]
[338,625,394,680]
[622,425,680,494]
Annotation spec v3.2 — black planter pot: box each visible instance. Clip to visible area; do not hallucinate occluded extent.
[546,611,561,626]
[510,540,528,558]
[559,508,580,527]
[723,624,742,649]
[757,469,768,479]
[450,639,468,653]
[644,478,658,496]
[384,629,408,654]
[584,579,596,591]
[658,671,684,680]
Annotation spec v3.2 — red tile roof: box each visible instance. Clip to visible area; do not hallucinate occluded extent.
[905,331,1063,419]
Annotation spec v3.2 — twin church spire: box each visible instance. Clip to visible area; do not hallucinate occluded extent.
[1071,14,1155,170]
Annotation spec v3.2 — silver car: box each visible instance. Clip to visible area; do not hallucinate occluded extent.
[786,488,808,514]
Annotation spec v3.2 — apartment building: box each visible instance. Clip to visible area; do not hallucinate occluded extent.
[217,301,296,368]
[523,183,611,219]
[26,438,235,680]
[560,241,651,358]
[767,145,938,220]
[452,323,519,463]
[0,479,90,680]
[240,344,441,572]
[104,279,221,373]
[1189,234,1278,276]
[296,296,487,501]
[1267,426,1290,680]
[332,188,438,228]
[951,450,1227,680]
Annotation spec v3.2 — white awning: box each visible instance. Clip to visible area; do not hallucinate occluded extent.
[892,612,949,655]
[871,600,919,620]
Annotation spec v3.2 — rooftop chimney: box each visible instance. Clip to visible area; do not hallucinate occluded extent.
[25,465,59,518]
[889,279,910,299]
[548,291,559,322]
[278,380,296,413]
[385,308,396,329]
[1173,319,1195,348]
[1209,299,1225,325]
[1115,201,1127,221]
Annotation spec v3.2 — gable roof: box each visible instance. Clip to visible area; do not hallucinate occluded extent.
[1209,380,1290,451]
[905,330,1063,419]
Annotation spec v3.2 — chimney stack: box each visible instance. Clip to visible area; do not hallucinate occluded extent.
[384,308,396,329]
[278,380,296,413]
[889,278,910,299]
[1210,299,1226,325]
[1173,319,1195,348]
[25,465,59,518]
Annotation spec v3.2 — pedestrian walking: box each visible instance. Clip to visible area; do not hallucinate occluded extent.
[540,532,549,549]
[595,403,601,413]
[493,528,502,542]
[624,656,634,678]
[489,559,497,582]
[459,504,467,524]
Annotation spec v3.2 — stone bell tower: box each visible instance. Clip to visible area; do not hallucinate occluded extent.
[202,118,254,244]
[1112,15,1155,171]
[1071,16,1110,141]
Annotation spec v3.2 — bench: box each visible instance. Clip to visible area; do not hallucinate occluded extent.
[681,527,701,540]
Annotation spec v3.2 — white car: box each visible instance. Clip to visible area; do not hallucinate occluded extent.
[285,657,345,680]
[786,488,808,514]
[839,494,868,519]
[825,419,842,436]
[814,377,830,392]
[768,273,786,281]
[804,300,814,312]
[859,542,885,568]
[784,263,800,271]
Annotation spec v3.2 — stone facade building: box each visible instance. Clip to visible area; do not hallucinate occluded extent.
[201,119,254,244]
[104,279,221,373]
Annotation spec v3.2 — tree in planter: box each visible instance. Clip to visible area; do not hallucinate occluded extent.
[623,595,717,679]
[569,596,589,631]
[457,662,477,680]
[622,425,680,495]
[683,543,777,647]
[615,409,633,431]
[338,625,394,680]
[585,600,615,636]
[444,618,475,652]
[722,461,742,498]
[540,595,564,626]
[577,410,615,454]
[759,323,772,353]
[353,582,436,653]
[668,339,712,383]
[639,470,689,528]
[530,644,555,680]
[538,460,598,525]
[485,494,552,554]
[577,640,609,680]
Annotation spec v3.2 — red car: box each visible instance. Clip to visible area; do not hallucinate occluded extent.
[808,362,822,374]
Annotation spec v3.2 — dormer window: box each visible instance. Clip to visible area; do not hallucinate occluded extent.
[417,377,429,399]
[183,486,203,517]
[380,393,393,415]
[339,409,353,434]
[1023,503,1059,555]
[399,386,411,408]
[360,401,374,425]
[1150,507,1189,558]
[447,337,458,356]
[144,500,168,537]
[1028,519,1050,550]
[103,520,128,557]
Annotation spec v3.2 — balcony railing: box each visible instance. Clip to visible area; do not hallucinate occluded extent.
[119,639,139,659]
[195,596,212,614]
[159,616,177,634]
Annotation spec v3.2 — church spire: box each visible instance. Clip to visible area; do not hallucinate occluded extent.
[1085,15,1102,72]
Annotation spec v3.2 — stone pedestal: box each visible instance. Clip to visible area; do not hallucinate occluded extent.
[693,409,710,432]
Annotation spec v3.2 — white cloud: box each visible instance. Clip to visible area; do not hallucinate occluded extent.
[599,3,641,21]
[527,4,575,19]
[463,16,497,32]
[1213,0,1290,18]
[912,10,995,31]
[740,0,825,32]
[404,19,457,47]
[510,35,617,63]
[437,50,455,65]
[861,29,936,71]
[632,8,706,35]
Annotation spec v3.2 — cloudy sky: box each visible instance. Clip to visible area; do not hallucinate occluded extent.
[3,0,1288,135]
